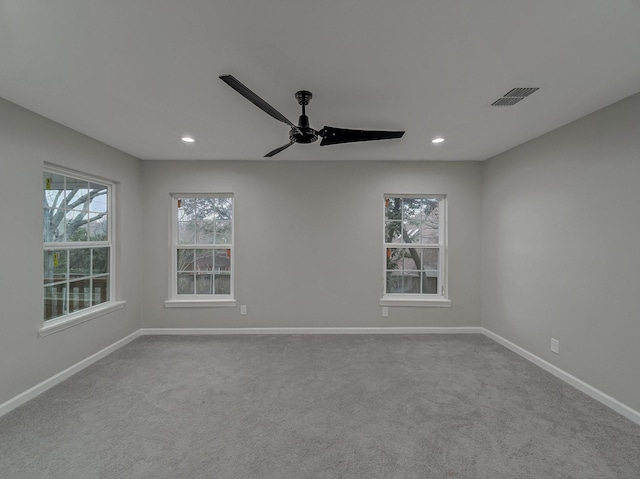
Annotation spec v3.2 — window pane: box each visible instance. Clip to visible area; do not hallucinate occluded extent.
[422,249,439,294]
[385,197,402,220]
[402,271,421,293]
[197,198,217,222]
[403,221,422,243]
[385,221,402,243]
[65,178,89,210]
[387,248,421,271]
[215,221,232,244]
[423,274,438,294]
[214,249,231,272]
[44,250,67,284]
[177,198,197,221]
[89,213,108,241]
[215,197,232,220]
[404,249,421,270]
[196,273,213,294]
[69,248,91,278]
[423,249,439,272]
[386,248,404,270]
[386,271,403,293]
[93,275,109,305]
[43,208,65,242]
[66,209,88,242]
[177,273,194,294]
[195,249,214,271]
[178,221,196,244]
[69,279,91,313]
[92,248,109,274]
[43,173,65,209]
[402,198,423,220]
[422,198,440,243]
[177,249,194,271]
[44,284,67,321]
[197,220,215,244]
[215,273,231,294]
[88,183,108,212]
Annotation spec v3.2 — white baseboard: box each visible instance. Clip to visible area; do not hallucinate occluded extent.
[0,330,141,418]
[481,328,640,426]
[140,327,483,335]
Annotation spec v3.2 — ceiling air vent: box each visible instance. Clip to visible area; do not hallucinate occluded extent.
[491,87,539,106]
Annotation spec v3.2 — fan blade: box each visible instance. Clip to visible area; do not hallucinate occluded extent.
[265,141,295,158]
[319,126,404,146]
[220,74,297,129]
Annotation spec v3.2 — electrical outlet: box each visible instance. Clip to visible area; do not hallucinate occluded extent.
[240,305,247,316]
[382,307,389,318]
[550,338,559,354]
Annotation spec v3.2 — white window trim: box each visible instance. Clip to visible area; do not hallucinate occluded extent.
[167,193,236,307]
[380,194,450,308]
[39,301,126,336]
[41,164,122,332]
[164,299,236,308]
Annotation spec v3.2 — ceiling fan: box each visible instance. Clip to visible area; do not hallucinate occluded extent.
[219,74,405,157]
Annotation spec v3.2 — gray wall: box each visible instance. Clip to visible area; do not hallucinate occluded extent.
[0,98,143,405]
[481,93,640,412]
[141,160,483,328]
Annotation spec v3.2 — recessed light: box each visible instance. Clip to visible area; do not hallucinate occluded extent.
[181,136,195,143]
[431,137,445,144]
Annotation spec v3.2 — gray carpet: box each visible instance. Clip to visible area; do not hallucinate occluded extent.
[1,334,639,478]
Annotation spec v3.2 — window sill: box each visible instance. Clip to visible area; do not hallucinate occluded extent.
[164,299,237,308]
[39,301,126,337]
[380,295,452,308]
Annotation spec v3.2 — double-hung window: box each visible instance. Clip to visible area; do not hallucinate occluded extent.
[381,195,450,307]
[167,195,235,307]
[43,167,116,328]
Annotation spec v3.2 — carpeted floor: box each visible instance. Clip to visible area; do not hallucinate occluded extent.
[1,334,639,478]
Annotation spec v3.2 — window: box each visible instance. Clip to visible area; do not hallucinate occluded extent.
[382,195,450,307]
[43,167,114,323]
[167,195,235,306]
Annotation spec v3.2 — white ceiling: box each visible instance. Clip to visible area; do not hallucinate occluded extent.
[2,0,640,161]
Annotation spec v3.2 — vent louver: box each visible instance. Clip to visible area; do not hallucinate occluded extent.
[491,87,539,106]
[492,97,524,106]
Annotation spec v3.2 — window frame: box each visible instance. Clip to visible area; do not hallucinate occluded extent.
[380,194,451,308]
[165,193,236,308]
[41,165,124,336]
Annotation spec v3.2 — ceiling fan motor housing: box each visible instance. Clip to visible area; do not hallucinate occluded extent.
[290,121,318,144]
[291,116,318,144]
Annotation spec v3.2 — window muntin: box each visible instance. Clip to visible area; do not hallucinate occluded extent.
[172,195,233,298]
[43,169,112,322]
[384,196,446,297]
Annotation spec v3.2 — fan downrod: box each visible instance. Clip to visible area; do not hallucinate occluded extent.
[290,90,318,144]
